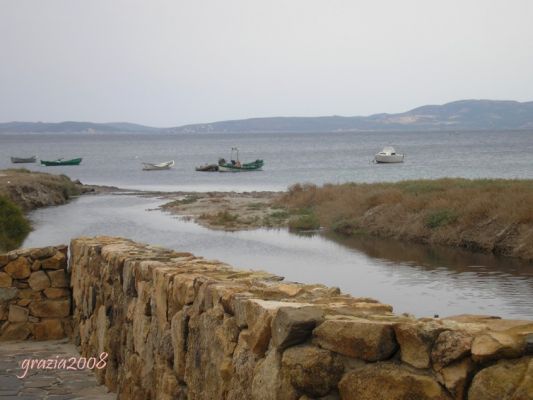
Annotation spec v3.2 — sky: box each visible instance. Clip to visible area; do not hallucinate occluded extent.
[1,0,532,126]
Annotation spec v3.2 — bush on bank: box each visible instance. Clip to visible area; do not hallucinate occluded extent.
[0,195,31,252]
[275,179,533,260]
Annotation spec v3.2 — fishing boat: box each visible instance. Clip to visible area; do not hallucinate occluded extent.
[142,160,175,171]
[11,156,37,164]
[218,148,263,172]
[40,158,82,166]
[195,163,219,172]
[374,146,404,163]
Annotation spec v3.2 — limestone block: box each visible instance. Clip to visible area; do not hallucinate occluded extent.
[251,349,298,400]
[47,269,69,288]
[471,331,526,363]
[29,299,70,318]
[468,356,533,400]
[17,299,31,307]
[271,306,324,350]
[30,260,41,271]
[33,318,65,340]
[8,304,29,322]
[0,254,9,267]
[0,271,12,287]
[431,330,473,370]
[281,344,343,398]
[29,246,57,260]
[339,363,452,400]
[313,318,398,361]
[17,288,41,299]
[394,321,445,369]
[437,358,475,400]
[4,257,31,279]
[0,322,31,340]
[28,270,51,291]
[0,304,7,320]
[43,288,70,299]
[41,252,67,270]
[171,308,189,381]
[0,287,19,301]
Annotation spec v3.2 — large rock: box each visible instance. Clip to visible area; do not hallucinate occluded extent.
[281,344,343,397]
[251,349,298,400]
[47,269,69,288]
[0,322,31,340]
[41,252,67,270]
[431,330,473,370]
[8,304,29,322]
[395,321,445,369]
[271,307,324,350]
[0,271,12,287]
[471,332,526,363]
[339,363,452,400]
[437,358,475,400]
[30,247,57,260]
[0,287,18,301]
[313,318,398,361]
[171,309,189,381]
[0,254,9,267]
[43,288,70,299]
[468,356,533,400]
[28,270,51,291]
[4,257,31,279]
[29,299,70,318]
[33,318,65,340]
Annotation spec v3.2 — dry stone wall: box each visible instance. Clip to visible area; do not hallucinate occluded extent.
[0,245,71,341]
[70,236,533,400]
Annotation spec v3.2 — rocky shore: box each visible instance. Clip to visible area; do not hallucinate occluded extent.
[0,169,114,212]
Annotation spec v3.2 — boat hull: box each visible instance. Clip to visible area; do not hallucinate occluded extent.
[375,154,404,163]
[142,160,175,171]
[11,156,37,163]
[41,158,82,166]
[218,165,263,172]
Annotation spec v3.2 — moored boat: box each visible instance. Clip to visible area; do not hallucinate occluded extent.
[218,147,264,172]
[41,158,82,166]
[374,146,404,163]
[11,156,37,164]
[195,164,219,172]
[142,160,175,171]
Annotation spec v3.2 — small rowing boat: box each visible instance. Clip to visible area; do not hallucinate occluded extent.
[41,158,82,166]
[218,148,264,172]
[142,160,175,171]
[11,156,37,164]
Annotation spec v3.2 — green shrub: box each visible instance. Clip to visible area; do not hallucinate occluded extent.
[425,209,458,229]
[0,196,31,252]
[288,213,320,231]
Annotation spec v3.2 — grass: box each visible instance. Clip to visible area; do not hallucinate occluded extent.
[0,195,31,252]
[165,195,200,207]
[200,211,239,226]
[274,179,533,260]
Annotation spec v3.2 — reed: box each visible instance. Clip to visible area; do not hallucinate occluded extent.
[275,179,533,260]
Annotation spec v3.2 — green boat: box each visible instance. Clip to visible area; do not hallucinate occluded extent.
[218,148,263,172]
[40,158,83,166]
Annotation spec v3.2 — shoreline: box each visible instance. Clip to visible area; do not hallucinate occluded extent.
[3,169,533,262]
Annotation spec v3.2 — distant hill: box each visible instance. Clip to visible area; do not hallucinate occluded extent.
[2,100,533,133]
[0,121,158,134]
[171,100,533,133]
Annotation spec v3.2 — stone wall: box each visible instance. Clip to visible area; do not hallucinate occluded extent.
[70,236,533,400]
[0,245,71,341]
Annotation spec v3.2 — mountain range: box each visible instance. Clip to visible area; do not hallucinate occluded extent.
[2,99,533,134]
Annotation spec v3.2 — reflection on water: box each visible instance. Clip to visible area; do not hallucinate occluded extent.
[23,194,533,320]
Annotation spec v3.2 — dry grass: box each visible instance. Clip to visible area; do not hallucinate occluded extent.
[275,179,533,260]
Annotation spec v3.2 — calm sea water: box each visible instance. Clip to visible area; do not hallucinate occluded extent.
[23,195,533,319]
[3,130,533,319]
[1,130,532,191]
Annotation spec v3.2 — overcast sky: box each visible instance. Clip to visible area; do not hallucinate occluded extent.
[1,0,532,126]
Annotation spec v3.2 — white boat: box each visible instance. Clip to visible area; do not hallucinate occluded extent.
[142,160,175,171]
[374,146,404,163]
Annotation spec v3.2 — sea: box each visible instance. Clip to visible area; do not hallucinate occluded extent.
[1,130,532,319]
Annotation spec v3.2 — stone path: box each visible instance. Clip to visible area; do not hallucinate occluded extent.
[0,339,115,399]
